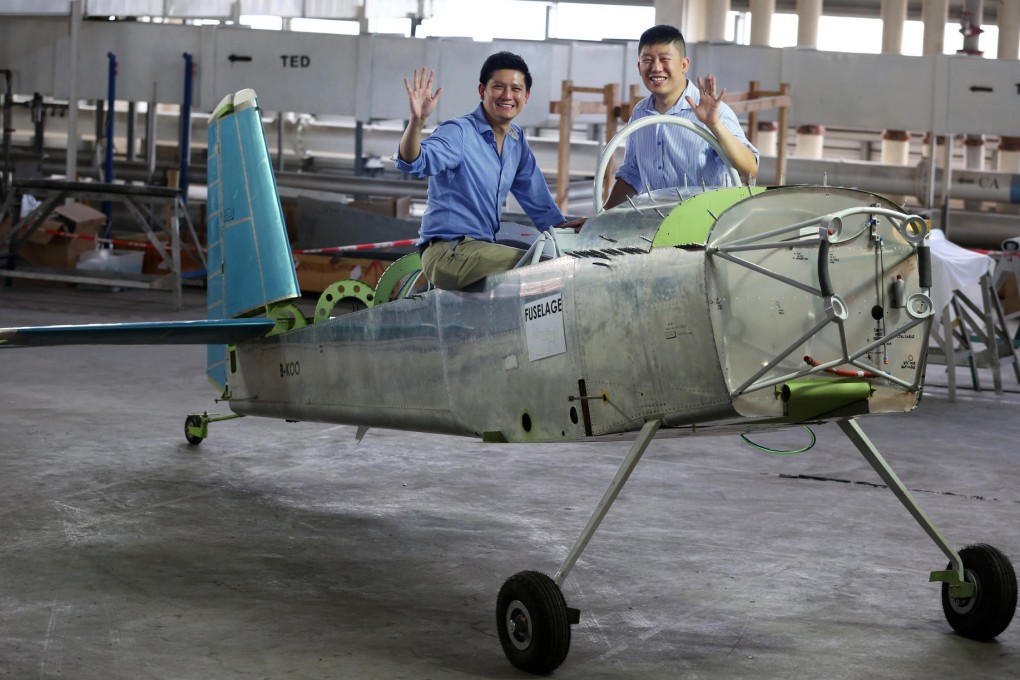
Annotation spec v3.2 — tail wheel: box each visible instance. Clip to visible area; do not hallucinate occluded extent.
[184,415,205,446]
[942,543,1017,640]
[496,571,571,674]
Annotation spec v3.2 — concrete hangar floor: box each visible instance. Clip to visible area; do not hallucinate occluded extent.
[0,283,1018,680]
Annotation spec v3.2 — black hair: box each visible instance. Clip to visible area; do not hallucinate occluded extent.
[479,51,533,92]
[638,24,687,57]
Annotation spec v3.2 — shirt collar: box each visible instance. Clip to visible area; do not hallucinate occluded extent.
[471,104,520,141]
[644,78,697,115]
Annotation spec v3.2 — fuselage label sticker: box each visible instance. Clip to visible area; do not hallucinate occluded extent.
[524,293,566,361]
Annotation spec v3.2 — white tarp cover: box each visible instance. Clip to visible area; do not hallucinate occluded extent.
[927,228,993,318]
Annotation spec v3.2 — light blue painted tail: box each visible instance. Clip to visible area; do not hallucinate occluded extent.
[206,89,300,390]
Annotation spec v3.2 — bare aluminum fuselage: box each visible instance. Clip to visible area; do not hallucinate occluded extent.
[226,185,931,444]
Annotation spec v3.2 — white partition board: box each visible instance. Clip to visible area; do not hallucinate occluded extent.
[212,28,359,116]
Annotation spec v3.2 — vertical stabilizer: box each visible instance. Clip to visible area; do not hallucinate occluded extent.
[206,89,300,390]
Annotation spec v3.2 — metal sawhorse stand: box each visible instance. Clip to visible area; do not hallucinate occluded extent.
[928,272,1020,400]
[0,179,205,310]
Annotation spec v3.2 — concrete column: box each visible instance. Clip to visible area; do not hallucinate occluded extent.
[757,121,778,156]
[997,137,1020,173]
[881,130,911,165]
[750,0,775,46]
[706,0,731,41]
[796,0,822,48]
[996,135,1020,214]
[922,133,949,168]
[795,124,825,159]
[922,0,950,55]
[881,130,911,203]
[999,0,1020,60]
[655,0,690,37]
[881,0,908,54]
[965,136,985,171]
[964,134,986,209]
[881,1,910,203]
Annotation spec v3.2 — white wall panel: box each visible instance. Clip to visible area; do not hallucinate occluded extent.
[5,14,1020,141]
[212,27,360,115]
[486,39,559,127]
[361,34,431,121]
[944,56,1020,136]
[0,18,62,95]
[428,39,559,127]
[563,41,629,124]
[690,43,782,117]
[777,48,931,130]
[53,22,201,103]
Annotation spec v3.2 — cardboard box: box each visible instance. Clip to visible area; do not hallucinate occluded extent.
[347,196,411,219]
[293,253,389,293]
[124,234,205,275]
[998,271,1020,317]
[52,202,108,231]
[0,202,103,269]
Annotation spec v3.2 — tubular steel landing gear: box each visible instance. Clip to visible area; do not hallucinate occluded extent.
[496,419,660,674]
[183,411,244,446]
[838,418,1017,640]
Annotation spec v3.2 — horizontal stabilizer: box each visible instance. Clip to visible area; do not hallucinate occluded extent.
[0,318,276,347]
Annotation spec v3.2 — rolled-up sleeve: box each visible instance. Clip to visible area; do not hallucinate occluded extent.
[511,135,564,230]
[393,122,464,178]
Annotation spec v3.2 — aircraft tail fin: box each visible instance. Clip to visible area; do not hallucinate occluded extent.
[206,89,300,389]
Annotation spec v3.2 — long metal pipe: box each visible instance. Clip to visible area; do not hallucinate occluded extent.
[65,0,81,181]
[1,69,12,200]
[180,52,194,203]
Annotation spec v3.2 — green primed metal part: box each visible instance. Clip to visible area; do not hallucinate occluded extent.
[777,378,873,421]
[373,252,424,306]
[314,279,376,323]
[309,253,423,325]
[266,302,309,334]
[185,411,244,441]
[653,186,765,247]
[930,569,976,598]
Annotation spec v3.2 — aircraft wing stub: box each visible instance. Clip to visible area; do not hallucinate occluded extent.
[0,318,277,347]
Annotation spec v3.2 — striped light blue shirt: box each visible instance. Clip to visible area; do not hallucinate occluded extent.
[615,78,758,191]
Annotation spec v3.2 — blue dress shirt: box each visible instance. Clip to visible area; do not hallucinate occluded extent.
[615,79,758,191]
[394,105,564,245]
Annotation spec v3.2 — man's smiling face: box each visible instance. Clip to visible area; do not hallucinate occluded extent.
[638,41,690,105]
[478,69,530,129]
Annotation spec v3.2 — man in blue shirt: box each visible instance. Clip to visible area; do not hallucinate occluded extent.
[394,52,565,291]
[605,25,759,209]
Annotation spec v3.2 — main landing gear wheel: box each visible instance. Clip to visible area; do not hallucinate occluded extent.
[184,415,204,446]
[942,543,1017,640]
[497,571,571,674]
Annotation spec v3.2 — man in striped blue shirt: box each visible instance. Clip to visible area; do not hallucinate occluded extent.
[605,25,759,209]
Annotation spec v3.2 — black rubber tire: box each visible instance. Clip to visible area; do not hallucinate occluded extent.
[184,415,204,446]
[496,571,571,675]
[942,543,1017,640]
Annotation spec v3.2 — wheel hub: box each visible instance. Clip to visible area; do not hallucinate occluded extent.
[949,568,980,615]
[506,599,532,651]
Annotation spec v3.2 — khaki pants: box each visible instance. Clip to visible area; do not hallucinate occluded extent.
[420,237,524,290]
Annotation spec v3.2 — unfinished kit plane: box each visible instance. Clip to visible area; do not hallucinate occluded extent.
[1,89,1015,674]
